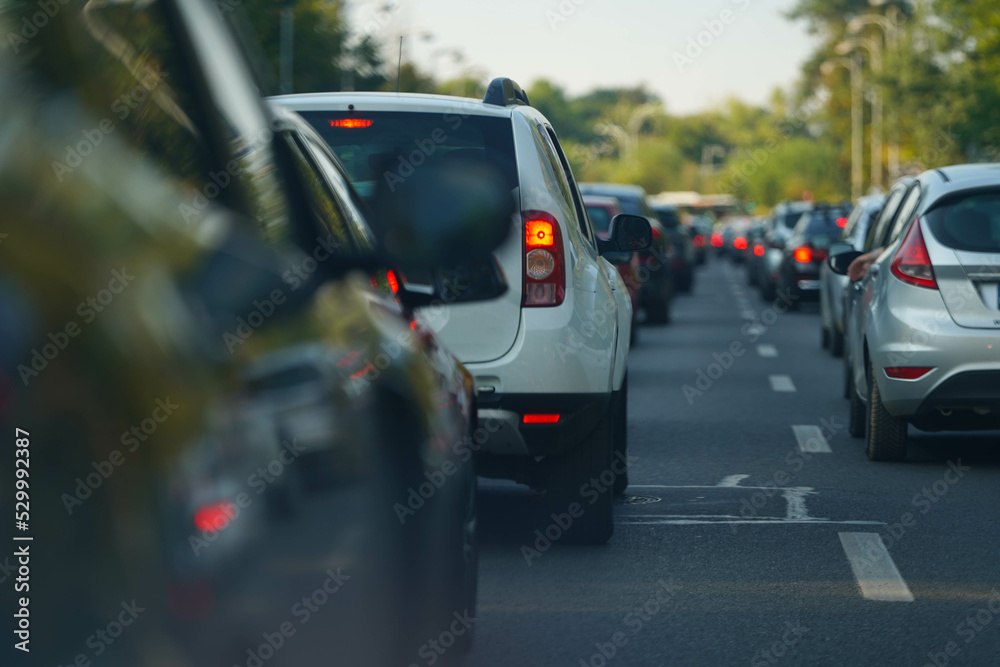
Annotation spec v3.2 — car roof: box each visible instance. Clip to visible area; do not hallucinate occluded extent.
[918,163,1000,206]
[267,92,514,119]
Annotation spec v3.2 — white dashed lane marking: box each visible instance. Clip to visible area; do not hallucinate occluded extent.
[718,474,749,487]
[769,375,796,392]
[838,532,915,602]
[792,425,832,453]
[757,344,778,358]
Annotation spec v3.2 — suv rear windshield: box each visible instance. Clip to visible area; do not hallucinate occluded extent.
[780,211,806,229]
[298,110,518,199]
[925,190,1000,252]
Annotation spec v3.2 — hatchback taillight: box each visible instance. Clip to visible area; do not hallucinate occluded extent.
[523,211,565,307]
[890,219,937,289]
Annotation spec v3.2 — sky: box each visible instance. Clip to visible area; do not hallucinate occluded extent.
[348,0,817,115]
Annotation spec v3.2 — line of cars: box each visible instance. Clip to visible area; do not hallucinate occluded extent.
[822,167,1000,461]
[0,1,655,665]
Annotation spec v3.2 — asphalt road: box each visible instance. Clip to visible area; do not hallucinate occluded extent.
[463,257,1000,667]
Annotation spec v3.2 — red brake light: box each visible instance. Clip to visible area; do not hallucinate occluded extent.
[693,235,705,247]
[793,247,812,263]
[734,237,748,250]
[523,414,560,424]
[754,244,765,257]
[651,227,662,241]
[194,502,235,532]
[710,233,723,248]
[525,219,555,248]
[836,217,848,228]
[330,119,373,128]
[890,219,937,289]
[523,211,565,307]
[386,270,400,294]
[885,367,934,380]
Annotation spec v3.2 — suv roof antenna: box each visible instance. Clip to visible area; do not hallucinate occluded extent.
[395,36,403,93]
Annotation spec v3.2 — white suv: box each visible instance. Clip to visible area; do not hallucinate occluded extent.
[270,78,650,543]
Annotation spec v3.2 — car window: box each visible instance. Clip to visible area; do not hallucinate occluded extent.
[542,126,594,244]
[865,185,907,251]
[925,189,1000,252]
[587,207,613,234]
[300,110,518,201]
[886,187,922,245]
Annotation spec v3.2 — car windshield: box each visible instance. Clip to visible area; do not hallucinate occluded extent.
[925,190,1000,252]
[782,211,806,229]
[800,208,848,248]
[655,208,682,228]
[298,110,518,199]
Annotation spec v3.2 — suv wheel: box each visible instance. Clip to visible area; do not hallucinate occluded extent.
[548,414,615,545]
[848,369,865,438]
[865,362,908,461]
[612,378,629,496]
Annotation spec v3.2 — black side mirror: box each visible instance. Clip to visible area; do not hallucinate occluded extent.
[605,214,652,253]
[828,242,863,276]
[371,155,514,272]
[397,257,508,310]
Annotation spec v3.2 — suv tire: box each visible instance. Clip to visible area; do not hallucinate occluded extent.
[548,414,615,545]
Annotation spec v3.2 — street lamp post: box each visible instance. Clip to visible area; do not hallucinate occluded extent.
[822,56,864,200]
[838,37,883,190]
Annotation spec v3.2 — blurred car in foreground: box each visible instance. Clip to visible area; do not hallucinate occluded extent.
[651,203,696,293]
[819,195,884,356]
[585,195,642,343]
[832,164,1000,461]
[272,82,652,543]
[580,182,673,324]
[775,204,850,306]
[0,2,514,665]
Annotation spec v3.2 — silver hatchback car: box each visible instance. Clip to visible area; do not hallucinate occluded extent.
[831,164,1000,461]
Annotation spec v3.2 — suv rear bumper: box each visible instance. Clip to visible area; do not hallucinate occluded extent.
[476,392,611,457]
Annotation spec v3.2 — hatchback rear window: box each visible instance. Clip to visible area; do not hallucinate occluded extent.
[298,111,518,199]
[925,190,1000,252]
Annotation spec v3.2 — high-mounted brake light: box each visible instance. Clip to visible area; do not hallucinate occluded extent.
[885,367,934,380]
[523,414,560,424]
[523,211,565,307]
[793,247,812,263]
[836,217,848,228]
[734,237,748,250]
[891,219,937,289]
[329,119,373,128]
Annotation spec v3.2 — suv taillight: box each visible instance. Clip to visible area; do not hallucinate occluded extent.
[890,219,937,289]
[523,211,565,307]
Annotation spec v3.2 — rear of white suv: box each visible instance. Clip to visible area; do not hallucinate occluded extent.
[270,79,648,543]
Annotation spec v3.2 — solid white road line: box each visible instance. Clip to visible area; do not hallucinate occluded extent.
[769,375,796,392]
[838,532,915,602]
[757,344,778,358]
[718,474,749,487]
[792,425,832,453]
[617,518,885,526]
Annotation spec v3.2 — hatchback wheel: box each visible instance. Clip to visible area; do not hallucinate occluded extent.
[865,362,908,461]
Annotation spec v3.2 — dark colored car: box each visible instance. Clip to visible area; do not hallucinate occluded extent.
[688,215,713,265]
[580,183,673,324]
[0,2,511,666]
[776,204,851,305]
[584,195,642,343]
[757,201,814,300]
[651,204,696,293]
[744,218,773,286]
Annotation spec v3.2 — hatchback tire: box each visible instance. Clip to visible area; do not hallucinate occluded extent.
[865,362,908,461]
